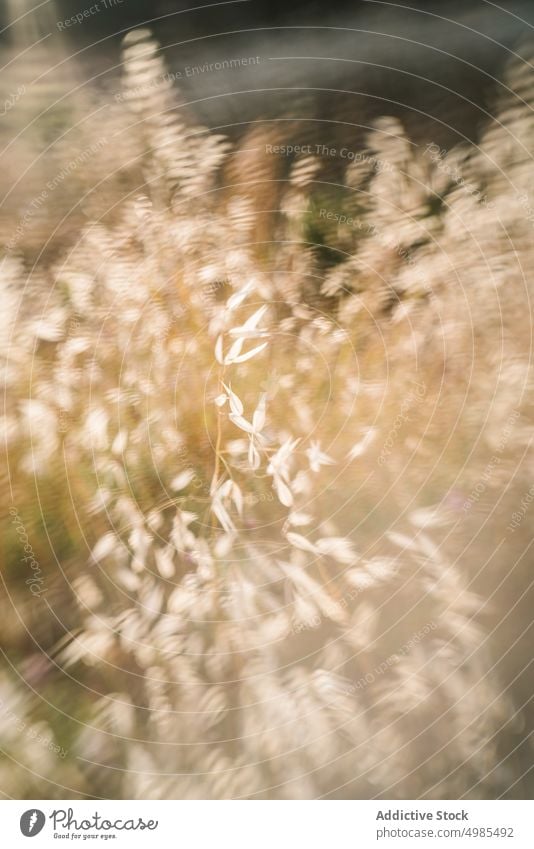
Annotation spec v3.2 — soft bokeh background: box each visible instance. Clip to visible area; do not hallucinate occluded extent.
[1,0,533,799]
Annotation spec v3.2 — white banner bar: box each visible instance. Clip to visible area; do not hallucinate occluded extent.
[2,800,533,848]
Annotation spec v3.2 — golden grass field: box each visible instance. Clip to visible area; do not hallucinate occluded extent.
[1,20,534,799]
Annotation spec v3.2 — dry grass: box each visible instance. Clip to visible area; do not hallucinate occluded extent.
[1,29,533,800]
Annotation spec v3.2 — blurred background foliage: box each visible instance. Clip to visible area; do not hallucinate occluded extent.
[1,0,534,799]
